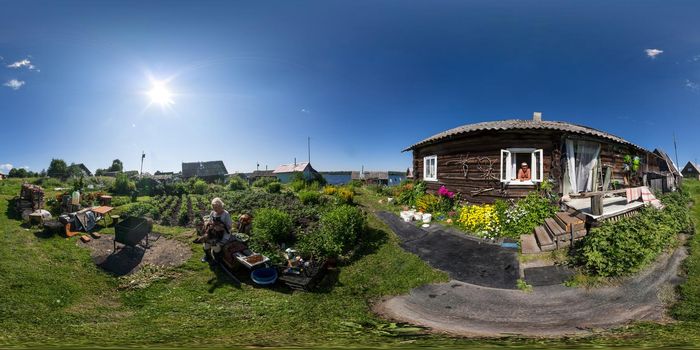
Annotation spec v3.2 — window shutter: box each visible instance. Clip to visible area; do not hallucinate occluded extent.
[500,149,511,181]
[532,149,543,181]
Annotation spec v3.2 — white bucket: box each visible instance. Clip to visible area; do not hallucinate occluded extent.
[414,212,423,221]
[400,211,413,222]
[422,213,432,223]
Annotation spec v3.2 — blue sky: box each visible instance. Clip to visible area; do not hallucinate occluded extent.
[1,0,700,174]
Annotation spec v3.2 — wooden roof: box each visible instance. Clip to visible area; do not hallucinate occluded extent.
[182,161,228,178]
[404,119,647,152]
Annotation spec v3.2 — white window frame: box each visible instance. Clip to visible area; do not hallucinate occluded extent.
[423,155,438,182]
[500,148,543,185]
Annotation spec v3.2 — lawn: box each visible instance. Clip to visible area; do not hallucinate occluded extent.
[1,178,700,348]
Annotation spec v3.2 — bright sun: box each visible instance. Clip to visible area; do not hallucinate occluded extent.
[148,82,174,107]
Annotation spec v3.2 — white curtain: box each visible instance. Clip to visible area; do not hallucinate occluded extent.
[575,141,601,192]
[566,140,578,193]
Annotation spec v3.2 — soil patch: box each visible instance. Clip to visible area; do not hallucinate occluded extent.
[78,233,192,276]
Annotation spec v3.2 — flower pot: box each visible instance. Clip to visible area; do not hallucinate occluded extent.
[422,213,432,223]
[413,212,423,221]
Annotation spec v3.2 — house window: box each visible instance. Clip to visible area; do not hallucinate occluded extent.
[499,148,543,185]
[423,155,437,181]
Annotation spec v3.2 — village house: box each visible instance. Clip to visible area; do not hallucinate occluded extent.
[404,113,667,204]
[182,161,228,182]
[681,161,700,180]
[350,171,406,186]
[273,162,320,183]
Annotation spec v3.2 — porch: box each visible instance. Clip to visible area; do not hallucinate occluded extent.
[563,194,645,221]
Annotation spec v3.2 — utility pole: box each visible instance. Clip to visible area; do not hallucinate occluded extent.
[673,132,680,169]
[307,136,311,164]
[140,151,145,178]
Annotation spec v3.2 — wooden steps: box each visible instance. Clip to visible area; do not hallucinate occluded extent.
[523,211,589,254]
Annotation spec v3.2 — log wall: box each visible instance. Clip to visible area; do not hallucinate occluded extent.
[411,130,662,204]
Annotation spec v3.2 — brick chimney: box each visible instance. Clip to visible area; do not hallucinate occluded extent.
[533,112,542,121]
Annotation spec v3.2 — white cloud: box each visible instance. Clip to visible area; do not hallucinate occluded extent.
[7,58,37,70]
[685,79,699,92]
[0,163,13,173]
[3,79,25,90]
[301,108,311,114]
[645,48,664,58]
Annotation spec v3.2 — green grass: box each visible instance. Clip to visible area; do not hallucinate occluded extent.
[2,180,700,348]
[0,185,448,347]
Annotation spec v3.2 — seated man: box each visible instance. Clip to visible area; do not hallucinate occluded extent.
[516,162,531,181]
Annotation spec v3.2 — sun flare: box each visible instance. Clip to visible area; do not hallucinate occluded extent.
[148,82,174,107]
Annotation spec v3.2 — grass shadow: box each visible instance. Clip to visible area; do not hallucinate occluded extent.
[5,197,20,220]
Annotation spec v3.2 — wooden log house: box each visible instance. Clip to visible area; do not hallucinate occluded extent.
[404,113,666,204]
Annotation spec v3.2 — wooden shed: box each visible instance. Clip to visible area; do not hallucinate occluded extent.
[404,113,664,203]
[681,161,700,180]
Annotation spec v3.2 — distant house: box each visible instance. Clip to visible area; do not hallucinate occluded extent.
[248,170,276,183]
[650,149,683,191]
[0,172,6,180]
[350,171,406,186]
[182,161,228,182]
[681,161,700,180]
[74,163,92,177]
[320,171,352,185]
[273,162,319,183]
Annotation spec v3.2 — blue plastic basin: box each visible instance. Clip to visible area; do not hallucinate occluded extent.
[251,267,278,285]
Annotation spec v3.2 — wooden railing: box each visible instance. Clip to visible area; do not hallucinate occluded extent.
[569,189,629,216]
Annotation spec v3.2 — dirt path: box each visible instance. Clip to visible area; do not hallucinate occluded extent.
[375,246,687,337]
[377,211,519,289]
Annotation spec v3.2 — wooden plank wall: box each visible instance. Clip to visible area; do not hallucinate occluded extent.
[411,130,662,204]
[411,130,560,204]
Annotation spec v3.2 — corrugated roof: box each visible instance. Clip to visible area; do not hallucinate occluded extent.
[403,119,646,152]
[273,162,310,174]
[182,161,228,178]
[653,149,681,175]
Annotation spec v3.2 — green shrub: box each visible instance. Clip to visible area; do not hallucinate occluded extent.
[298,190,320,205]
[335,186,354,204]
[266,182,282,193]
[227,176,248,191]
[192,179,208,195]
[396,181,426,207]
[496,192,557,239]
[297,205,366,259]
[250,208,294,254]
[290,179,306,192]
[252,177,278,188]
[112,173,135,195]
[578,191,692,277]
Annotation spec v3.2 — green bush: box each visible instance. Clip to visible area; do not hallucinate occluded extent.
[298,190,320,205]
[578,191,692,277]
[250,208,294,254]
[112,173,135,195]
[335,186,354,204]
[266,182,281,193]
[297,205,366,259]
[397,181,426,207]
[252,177,278,188]
[192,179,208,195]
[290,179,306,192]
[227,176,248,191]
[496,192,557,239]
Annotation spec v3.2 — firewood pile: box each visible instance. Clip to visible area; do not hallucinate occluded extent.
[16,183,45,212]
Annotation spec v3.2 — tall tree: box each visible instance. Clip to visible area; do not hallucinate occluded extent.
[109,159,123,172]
[47,159,67,178]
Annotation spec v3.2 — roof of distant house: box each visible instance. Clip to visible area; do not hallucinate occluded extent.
[404,119,646,152]
[683,161,700,174]
[273,162,312,173]
[182,161,228,178]
[653,149,681,176]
